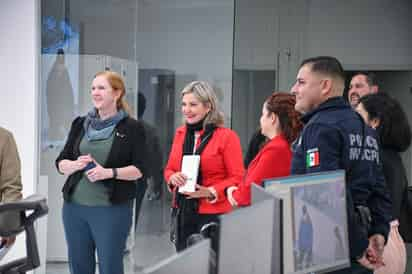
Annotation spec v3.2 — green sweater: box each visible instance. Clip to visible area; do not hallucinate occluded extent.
[70,133,115,206]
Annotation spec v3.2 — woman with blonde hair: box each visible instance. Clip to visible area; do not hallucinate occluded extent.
[56,71,147,274]
[164,81,244,251]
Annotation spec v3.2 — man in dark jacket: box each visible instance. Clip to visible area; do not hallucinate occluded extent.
[347,71,379,107]
[290,56,392,273]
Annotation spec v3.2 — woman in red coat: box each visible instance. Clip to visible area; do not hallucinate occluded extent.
[164,81,244,251]
[227,92,303,207]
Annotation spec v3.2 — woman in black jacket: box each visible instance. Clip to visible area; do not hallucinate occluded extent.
[56,71,146,274]
[357,92,410,274]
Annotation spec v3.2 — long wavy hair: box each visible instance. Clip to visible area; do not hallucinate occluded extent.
[264,92,303,144]
[359,93,411,152]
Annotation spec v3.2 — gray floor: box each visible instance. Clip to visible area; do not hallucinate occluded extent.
[46,233,174,274]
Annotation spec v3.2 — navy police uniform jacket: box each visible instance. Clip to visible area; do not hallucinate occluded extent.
[291,97,391,259]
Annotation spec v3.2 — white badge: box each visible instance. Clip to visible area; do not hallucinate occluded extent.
[178,155,201,193]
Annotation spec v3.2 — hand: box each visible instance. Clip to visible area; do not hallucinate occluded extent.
[357,249,385,270]
[357,252,378,270]
[58,154,92,175]
[226,186,239,207]
[1,236,16,248]
[85,160,112,182]
[168,172,187,187]
[76,154,94,170]
[184,184,214,199]
[357,234,386,270]
[366,234,385,266]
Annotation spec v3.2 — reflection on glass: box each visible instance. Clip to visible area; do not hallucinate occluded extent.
[41,0,234,272]
[46,49,74,142]
[42,16,80,54]
[232,70,276,152]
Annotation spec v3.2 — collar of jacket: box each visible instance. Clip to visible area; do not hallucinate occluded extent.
[72,115,129,156]
[301,97,350,124]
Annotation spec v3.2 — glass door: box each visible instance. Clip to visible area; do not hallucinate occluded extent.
[40,0,139,272]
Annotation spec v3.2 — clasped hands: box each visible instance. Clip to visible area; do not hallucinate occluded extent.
[60,154,112,182]
[357,234,386,270]
[168,172,213,199]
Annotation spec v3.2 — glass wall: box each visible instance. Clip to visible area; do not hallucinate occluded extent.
[40,0,140,272]
[134,0,234,268]
[40,0,234,272]
[39,0,412,273]
[231,0,279,152]
[231,0,309,152]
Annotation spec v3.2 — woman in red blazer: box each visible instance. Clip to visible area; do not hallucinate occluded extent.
[227,92,303,207]
[164,81,244,251]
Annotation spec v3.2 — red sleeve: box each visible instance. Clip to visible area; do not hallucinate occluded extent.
[210,130,245,202]
[233,144,291,206]
[164,131,183,185]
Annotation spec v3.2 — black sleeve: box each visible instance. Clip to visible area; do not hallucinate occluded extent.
[131,120,148,179]
[55,117,83,172]
[367,162,392,240]
[244,130,267,168]
[348,138,391,242]
[381,150,407,220]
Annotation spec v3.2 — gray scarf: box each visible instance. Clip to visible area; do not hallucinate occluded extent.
[83,109,127,141]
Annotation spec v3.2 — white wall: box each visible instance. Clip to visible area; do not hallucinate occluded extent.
[230,0,412,89]
[234,0,279,70]
[67,0,412,127]
[232,0,412,74]
[305,0,412,70]
[0,0,40,266]
[69,0,137,60]
[137,0,234,126]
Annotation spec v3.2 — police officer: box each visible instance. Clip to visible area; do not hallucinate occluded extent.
[290,56,392,273]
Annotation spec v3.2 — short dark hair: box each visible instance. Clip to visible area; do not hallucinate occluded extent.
[300,56,345,83]
[352,71,378,87]
[359,93,411,152]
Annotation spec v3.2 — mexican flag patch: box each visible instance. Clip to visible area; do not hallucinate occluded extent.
[306,148,320,167]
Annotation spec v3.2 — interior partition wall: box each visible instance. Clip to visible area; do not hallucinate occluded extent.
[40,0,235,272]
[38,0,412,273]
[40,0,141,269]
[0,0,40,268]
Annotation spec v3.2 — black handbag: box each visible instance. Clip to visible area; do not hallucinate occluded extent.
[169,192,199,245]
[170,207,179,244]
